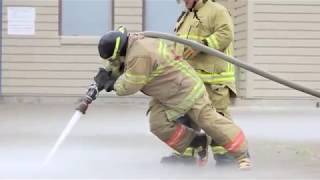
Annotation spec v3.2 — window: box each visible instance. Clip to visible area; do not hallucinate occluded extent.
[144,0,183,33]
[61,0,112,36]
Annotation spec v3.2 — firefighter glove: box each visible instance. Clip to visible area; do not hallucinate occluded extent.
[94,68,116,92]
[104,78,116,92]
[183,40,207,60]
[183,46,198,60]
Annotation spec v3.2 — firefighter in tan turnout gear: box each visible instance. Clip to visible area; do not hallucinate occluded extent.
[161,0,241,165]
[91,26,251,170]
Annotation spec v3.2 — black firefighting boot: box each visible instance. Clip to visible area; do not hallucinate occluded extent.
[211,145,237,166]
[211,138,251,170]
[189,133,211,166]
[237,151,252,170]
[160,147,196,165]
[160,115,198,165]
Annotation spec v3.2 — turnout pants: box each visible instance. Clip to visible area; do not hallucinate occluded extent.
[149,92,248,159]
[205,84,232,119]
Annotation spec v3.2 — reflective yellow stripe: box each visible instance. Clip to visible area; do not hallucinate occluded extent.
[116,84,126,93]
[198,73,235,83]
[182,147,195,157]
[118,26,126,33]
[165,110,181,121]
[197,66,235,84]
[211,146,228,155]
[124,72,148,84]
[202,77,235,83]
[111,37,121,60]
[111,26,126,60]
[158,40,205,120]
[178,34,202,41]
[224,46,234,72]
[197,44,235,84]
[114,77,127,94]
[226,47,231,56]
[178,33,220,49]
[179,32,235,85]
[199,75,234,81]
[206,35,220,49]
[198,71,234,77]
[148,64,165,82]
[126,72,147,79]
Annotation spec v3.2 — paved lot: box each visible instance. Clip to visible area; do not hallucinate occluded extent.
[0,102,319,179]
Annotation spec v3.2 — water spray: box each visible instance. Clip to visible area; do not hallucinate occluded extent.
[42,111,83,167]
[42,84,98,167]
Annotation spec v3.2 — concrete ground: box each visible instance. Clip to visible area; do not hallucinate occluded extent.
[0,102,319,179]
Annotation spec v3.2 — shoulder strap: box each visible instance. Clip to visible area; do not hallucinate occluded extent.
[174,11,189,32]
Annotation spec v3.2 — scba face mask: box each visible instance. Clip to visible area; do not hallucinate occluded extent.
[102,56,125,78]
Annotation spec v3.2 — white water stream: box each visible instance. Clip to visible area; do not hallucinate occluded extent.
[42,110,83,167]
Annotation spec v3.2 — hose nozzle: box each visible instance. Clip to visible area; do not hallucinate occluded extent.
[75,83,99,114]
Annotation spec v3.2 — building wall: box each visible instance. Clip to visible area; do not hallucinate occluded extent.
[114,0,143,32]
[1,0,145,99]
[1,0,319,100]
[0,0,2,96]
[218,0,320,100]
[232,0,249,98]
[247,0,320,99]
[2,0,98,98]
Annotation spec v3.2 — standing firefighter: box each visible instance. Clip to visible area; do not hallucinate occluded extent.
[162,0,239,165]
[78,27,251,170]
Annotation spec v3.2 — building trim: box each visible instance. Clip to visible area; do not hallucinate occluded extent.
[142,0,145,31]
[0,0,2,96]
[58,0,114,35]
[111,0,114,30]
[58,0,62,35]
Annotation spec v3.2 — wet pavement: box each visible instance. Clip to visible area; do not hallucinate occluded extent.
[0,102,319,179]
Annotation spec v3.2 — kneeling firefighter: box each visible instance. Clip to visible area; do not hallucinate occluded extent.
[77,26,251,170]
